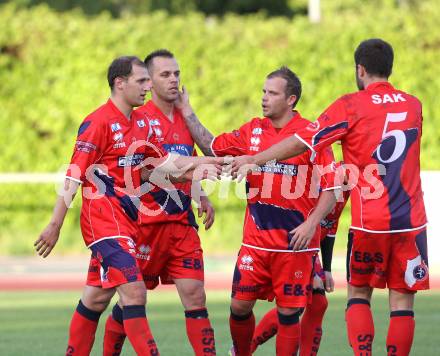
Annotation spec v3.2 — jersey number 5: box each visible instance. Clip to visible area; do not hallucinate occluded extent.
[375,112,408,163]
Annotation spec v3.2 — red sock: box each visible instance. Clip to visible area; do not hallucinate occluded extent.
[250,307,278,353]
[386,311,415,356]
[276,311,301,356]
[300,290,328,356]
[229,310,255,356]
[185,308,216,355]
[103,304,126,356]
[123,305,159,355]
[66,300,101,356]
[345,298,374,356]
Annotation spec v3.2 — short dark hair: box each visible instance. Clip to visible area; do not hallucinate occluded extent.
[107,56,145,90]
[267,66,302,108]
[354,38,394,78]
[144,49,175,72]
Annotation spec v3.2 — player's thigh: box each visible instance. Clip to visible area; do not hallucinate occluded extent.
[270,251,315,309]
[347,230,390,289]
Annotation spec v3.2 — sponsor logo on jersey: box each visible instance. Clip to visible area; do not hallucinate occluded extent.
[111,123,121,132]
[252,127,263,135]
[113,132,123,142]
[149,119,160,126]
[239,254,254,271]
[250,137,261,146]
[255,160,298,176]
[154,128,162,137]
[118,154,145,167]
[136,244,151,260]
[75,140,97,153]
[113,142,126,149]
[250,136,261,152]
[162,143,194,156]
[137,119,146,128]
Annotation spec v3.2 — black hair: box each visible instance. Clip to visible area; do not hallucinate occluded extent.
[267,66,302,108]
[354,38,394,78]
[144,49,175,72]
[107,56,146,90]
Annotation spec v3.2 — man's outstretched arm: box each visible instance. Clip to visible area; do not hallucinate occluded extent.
[35,178,80,257]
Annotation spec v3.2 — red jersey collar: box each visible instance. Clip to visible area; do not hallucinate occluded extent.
[143,100,181,121]
[365,81,394,91]
[106,98,133,121]
[262,111,304,131]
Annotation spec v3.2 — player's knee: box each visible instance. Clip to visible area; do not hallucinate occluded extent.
[277,306,302,316]
[118,282,146,306]
[348,284,372,301]
[230,298,254,316]
[389,288,415,311]
[181,284,206,309]
[81,288,114,313]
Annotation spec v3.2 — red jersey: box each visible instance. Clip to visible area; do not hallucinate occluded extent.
[296,82,427,233]
[66,99,165,247]
[212,113,338,251]
[135,100,198,227]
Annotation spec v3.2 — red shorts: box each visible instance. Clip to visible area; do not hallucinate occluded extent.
[231,245,315,308]
[81,196,139,247]
[347,228,429,292]
[136,223,204,289]
[86,237,143,289]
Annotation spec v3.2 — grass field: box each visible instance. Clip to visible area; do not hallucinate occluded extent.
[0,290,439,355]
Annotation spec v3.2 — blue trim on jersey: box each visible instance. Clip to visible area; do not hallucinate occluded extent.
[312,121,348,146]
[372,128,418,230]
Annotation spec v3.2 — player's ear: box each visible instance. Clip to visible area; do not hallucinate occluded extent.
[357,64,366,78]
[114,76,126,91]
[287,94,297,108]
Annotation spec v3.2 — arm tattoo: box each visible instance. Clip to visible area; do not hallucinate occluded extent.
[184,113,215,156]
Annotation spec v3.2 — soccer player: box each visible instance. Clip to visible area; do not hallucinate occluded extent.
[35,56,223,355]
[103,49,217,356]
[179,66,341,355]
[232,39,429,356]
[250,185,350,355]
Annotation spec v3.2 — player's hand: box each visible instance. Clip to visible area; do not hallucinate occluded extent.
[324,271,335,293]
[192,163,223,181]
[198,196,215,230]
[312,274,325,290]
[231,155,258,182]
[175,85,193,117]
[34,222,61,258]
[288,220,317,251]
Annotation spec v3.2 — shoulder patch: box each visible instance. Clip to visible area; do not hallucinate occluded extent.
[78,121,91,136]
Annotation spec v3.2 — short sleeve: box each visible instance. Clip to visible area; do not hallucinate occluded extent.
[314,146,340,191]
[295,98,349,154]
[211,123,249,157]
[66,119,106,183]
